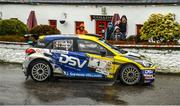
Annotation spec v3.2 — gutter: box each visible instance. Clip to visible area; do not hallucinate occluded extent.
[0,1,179,5]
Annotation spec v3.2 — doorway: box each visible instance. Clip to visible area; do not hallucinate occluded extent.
[96,21,109,37]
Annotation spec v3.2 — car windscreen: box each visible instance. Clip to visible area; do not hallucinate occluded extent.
[99,39,127,54]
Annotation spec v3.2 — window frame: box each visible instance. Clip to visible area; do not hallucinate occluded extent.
[76,39,114,56]
[46,38,75,51]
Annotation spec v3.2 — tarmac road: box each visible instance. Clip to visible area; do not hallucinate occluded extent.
[0,63,180,105]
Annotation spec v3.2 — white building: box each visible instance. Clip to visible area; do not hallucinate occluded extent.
[0,0,179,37]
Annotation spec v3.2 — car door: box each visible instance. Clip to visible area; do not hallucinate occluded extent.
[50,38,84,77]
[76,39,115,79]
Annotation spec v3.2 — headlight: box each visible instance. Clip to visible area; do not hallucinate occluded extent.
[134,60,153,67]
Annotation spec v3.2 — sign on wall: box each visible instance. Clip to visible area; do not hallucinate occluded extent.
[90,15,113,21]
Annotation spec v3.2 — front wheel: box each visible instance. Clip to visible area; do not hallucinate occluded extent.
[29,60,52,82]
[120,64,141,85]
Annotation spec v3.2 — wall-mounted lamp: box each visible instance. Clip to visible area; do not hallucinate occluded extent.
[59,12,67,24]
[59,20,66,24]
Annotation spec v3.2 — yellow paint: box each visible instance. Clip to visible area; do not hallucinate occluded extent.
[39,35,45,41]
[79,35,156,79]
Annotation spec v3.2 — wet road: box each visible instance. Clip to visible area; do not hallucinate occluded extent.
[0,63,180,105]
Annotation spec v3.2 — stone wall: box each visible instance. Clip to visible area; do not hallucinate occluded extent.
[0,43,28,63]
[123,48,180,73]
[0,43,180,73]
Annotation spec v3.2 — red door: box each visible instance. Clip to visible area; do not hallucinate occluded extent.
[96,21,109,37]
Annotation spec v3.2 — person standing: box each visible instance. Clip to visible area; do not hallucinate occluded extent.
[119,15,128,40]
[105,22,114,40]
[111,26,123,41]
[76,23,88,34]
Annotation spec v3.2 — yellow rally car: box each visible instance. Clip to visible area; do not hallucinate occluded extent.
[22,34,156,85]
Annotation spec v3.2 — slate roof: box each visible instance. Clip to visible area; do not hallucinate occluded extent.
[0,0,179,5]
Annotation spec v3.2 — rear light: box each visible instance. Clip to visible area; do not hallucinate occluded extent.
[25,48,36,55]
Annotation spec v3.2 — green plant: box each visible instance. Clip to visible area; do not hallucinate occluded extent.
[140,13,180,43]
[0,18,28,35]
[29,25,61,36]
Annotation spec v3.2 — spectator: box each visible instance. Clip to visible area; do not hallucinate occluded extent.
[119,15,127,39]
[76,23,88,34]
[105,22,114,40]
[111,26,123,41]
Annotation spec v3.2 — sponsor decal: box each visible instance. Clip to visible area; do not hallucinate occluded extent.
[35,49,42,53]
[143,70,154,75]
[51,49,68,54]
[68,72,102,78]
[143,70,154,80]
[59,54,87,68]
[88,57,112,75]
[53,40,73,51]
[144,75,154,79]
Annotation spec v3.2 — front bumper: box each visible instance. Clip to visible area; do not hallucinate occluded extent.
[141,70,155,84]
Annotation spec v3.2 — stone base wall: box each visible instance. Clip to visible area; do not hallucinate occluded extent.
[124,48,180,73]
[0,43,180,73]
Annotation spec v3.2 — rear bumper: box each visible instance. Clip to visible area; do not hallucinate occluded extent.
[22,64,28,76]
[22,59,30,76]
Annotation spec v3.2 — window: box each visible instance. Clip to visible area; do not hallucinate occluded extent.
[77,39,107,55]
[34,39,47,48]
[53,39,73,51]
[49,20,57,28]
[75,21,84,34]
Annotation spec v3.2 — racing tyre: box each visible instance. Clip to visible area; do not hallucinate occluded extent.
[120,64,141,85]
[29,60,52,82]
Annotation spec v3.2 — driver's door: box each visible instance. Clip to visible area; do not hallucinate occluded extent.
[76,39,115,79]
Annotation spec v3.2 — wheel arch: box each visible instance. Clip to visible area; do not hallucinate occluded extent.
[27,58,53,76]
[114,62,141,81]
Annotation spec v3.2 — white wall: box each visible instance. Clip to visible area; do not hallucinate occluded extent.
[0,4,179,36]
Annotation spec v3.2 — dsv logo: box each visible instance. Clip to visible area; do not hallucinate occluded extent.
[59,54,87,68]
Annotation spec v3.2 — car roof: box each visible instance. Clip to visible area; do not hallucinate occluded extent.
[40,34,99,42]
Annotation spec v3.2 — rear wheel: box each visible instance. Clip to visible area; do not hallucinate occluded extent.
[29,60,52,82]
[120,64,141,85]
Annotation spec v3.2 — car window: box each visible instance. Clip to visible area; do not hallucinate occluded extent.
[53,39,73,51]
[78,39,112,56]
[34,39,47,48]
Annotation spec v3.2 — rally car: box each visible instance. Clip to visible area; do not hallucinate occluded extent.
[22,34,156,85]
